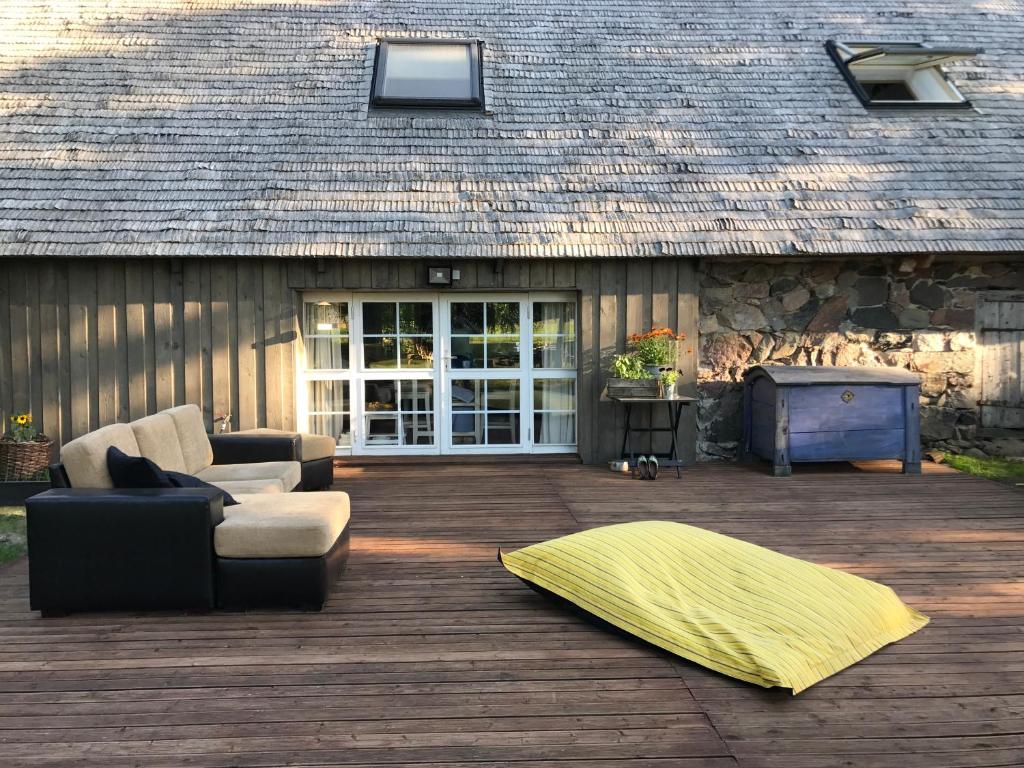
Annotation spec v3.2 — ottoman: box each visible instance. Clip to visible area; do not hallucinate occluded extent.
[215,491,351,610]
[225,428,337,491]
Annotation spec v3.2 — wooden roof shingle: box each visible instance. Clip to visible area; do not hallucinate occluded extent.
[1,0,1023,259]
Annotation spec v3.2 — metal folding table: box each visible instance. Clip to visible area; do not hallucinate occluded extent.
[607,395,696,478]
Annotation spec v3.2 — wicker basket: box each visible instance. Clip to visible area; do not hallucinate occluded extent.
[0,437,53,481]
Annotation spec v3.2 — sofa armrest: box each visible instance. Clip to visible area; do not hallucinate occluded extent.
[209,433,300,465]
[26,488,224,614]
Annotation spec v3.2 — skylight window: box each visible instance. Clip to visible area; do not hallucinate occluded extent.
[826,40,980,109]
[371,39,484,110]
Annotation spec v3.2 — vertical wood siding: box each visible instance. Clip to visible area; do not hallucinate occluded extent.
[0,258,697,464]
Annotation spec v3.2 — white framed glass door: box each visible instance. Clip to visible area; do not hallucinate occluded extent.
[297,291,577,456]
[356,295,440,455]
[441,296,528,453]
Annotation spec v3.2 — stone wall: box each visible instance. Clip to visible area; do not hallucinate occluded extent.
[697,258,1024,460]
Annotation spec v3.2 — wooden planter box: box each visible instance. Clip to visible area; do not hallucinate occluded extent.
[741,365,921,477]
[607,378,659,399]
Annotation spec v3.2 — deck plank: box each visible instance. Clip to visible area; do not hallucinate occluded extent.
[0,460,1021,767]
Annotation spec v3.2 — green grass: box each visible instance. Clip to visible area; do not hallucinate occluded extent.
[945,454,1024,485]
[0,507,26,566]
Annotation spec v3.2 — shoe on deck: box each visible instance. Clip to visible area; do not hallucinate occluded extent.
[636,456,649,480]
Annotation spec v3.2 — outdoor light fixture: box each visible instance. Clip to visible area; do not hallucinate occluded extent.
[428,266,461,286]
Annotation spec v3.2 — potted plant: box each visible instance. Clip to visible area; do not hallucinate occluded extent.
[628,327,686,376]
[607,353,659,398]
[0,413,52,481]
[660,370,679,399]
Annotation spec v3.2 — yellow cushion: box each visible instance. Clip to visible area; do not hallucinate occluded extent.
[500,521,928,694]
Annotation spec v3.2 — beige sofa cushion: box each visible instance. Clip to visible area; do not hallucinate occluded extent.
[165,405,213,474]
[61,423,141,489]
[196,460,302,492]
[214,491,350,558]
[209,479,285,495]
[237,428,336,462]
[130,413,187,473]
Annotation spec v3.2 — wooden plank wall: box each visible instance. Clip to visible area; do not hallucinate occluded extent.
[0,258,698,465]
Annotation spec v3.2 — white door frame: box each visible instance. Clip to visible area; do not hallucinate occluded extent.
[297,290,578,456]
[439,293,530,454]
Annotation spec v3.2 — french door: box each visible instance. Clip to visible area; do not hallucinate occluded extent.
[298,292,577,456]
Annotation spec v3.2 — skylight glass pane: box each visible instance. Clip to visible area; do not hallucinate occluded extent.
[382,43,472,100]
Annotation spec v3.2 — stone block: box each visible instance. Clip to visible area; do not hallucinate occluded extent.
[897,306,931,329]
[912,331,946,352]
[876,332,912,350]
[909,280,949,310]
[719,303,767,331]
[735,282,770,300]
[769,277,799,296]
[921,407,958,440]
[702,333,752,372]
[854,276,890,306]
[851,306,899,330]
[780,285,811,312]
[931,307,975,330]
[920,372,948,397]
[949,332,974,351]
[804,295,848,333]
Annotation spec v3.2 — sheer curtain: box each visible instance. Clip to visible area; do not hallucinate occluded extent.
[536,380,575,445]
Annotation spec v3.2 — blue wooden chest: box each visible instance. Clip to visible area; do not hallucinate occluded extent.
[741,366,921,476]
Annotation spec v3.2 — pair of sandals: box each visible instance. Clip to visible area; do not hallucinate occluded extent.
[636,455,660,480]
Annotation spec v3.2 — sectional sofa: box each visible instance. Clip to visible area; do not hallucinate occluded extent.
[26,405,350,615]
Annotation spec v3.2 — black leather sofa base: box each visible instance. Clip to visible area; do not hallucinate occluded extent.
[27,488,223,616]
[301,456,335,491]
[215,526,350,611]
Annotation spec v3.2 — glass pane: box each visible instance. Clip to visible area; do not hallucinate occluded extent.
[451,379,482,409]
[399,302,433,335]
[487,413,520,444]
[533,302,575,337]
[383,43,472,100]
[364,337,397,368]
[451,303,484,334]
[487,340,519,368]
[306,336,349,370]
[534,379,576,411]
[305,302,348,335]
[534,412,575,445]
[365,414,399,445]
[309,413,351,447]
[364,380,398,411]
[451,411,483,445]
[402,413,435,446]
[400,337,433,368]
[533,336,575,369]
[451,336,484,368]
[362,303,396,335]
[487,379,520,410]
[400,379,434,412]
[308,380,349,414]
[487,302,520,334]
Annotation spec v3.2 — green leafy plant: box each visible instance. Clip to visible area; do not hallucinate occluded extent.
[611,354,652,380]
[6,413,37,443]
[660,370,679,388]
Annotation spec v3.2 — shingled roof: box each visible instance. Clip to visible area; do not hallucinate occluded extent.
[2,0,1023,259]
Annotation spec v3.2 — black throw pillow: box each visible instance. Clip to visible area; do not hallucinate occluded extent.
[165,471,239,506]
[106,446,174,489]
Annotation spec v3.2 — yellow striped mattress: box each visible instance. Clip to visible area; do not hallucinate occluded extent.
[500,520,928,694]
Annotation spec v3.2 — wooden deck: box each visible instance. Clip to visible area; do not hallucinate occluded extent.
[0,460,1022,767]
